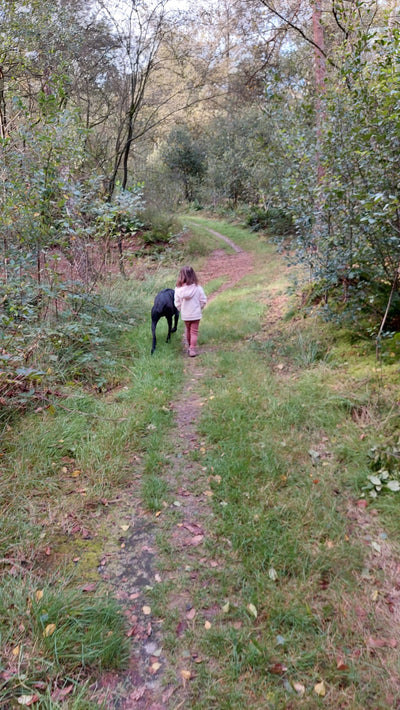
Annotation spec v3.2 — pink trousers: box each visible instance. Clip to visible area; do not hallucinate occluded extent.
[184,320,200,352]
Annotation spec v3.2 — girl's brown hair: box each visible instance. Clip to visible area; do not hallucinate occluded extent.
[176,265,198,287]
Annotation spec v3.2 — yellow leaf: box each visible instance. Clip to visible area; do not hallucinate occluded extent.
[314,681,326,696]
[180,669,191,680]
[155,511,161,517]
[222,601,230,613]
[247,603,258,618]
[12,645,20,657]
[62,467,68,474]
[71,469,81,477]
[142,606,151,615]
[371,589,379,602]
[120,524,130,531]
[44,623,56,637]
[203,490,213,497]
[151,662,161,672]
[35,590,44,602]
[204,621,212,629]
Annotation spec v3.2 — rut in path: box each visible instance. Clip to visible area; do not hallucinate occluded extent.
[93,232,254,708]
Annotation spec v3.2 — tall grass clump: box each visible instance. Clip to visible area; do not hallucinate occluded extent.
[0,574,128,706]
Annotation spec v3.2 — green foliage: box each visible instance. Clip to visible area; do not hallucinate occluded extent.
[137,208,181,245]
[244,206,293,235]
[162,127,207,202]
[364,435,400,497]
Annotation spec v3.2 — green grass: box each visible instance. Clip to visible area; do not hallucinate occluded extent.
[1,217,399,708]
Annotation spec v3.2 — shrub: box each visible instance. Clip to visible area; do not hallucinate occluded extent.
[137,208,180,245]
[245,207,293,235]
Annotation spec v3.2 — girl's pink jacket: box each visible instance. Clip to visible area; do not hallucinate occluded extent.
[174,284,207,321]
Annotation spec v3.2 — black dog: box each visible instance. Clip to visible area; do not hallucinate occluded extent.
[151,288,179,354]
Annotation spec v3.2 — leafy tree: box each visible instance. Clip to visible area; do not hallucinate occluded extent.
[162,126,206,202]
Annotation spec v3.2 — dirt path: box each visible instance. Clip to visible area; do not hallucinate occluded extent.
[92,232,255,708]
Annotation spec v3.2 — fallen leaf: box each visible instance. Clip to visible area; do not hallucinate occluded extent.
[43,623,56,637]
[44,546,51,556]
[183,523,204,535]
[268,567,278,581]
[176,620,187,636]
[314,681,326,696]
[17,696,39,706]
[367,637,397,649]
[35,590,44,602]
[51,685,73,701]
[247,603,258,618]
[120,524,130,532]
[142,606,151,616]
[293,682,305,696]
[131,687,146,701]
[71,469,81,477]
[149,662,161,674]
[270,662,288,675]
[336,656,349,671]
[180,669,191,681]
[188,535,204,546]
[186,608,196,620]
[126,626,138,638]
[81,583,97,593]
[12,645,20,657]
[204,620,212,630]
[222,601,230,613]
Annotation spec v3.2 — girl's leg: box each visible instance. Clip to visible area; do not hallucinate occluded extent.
[188,320,199,356]
[184,321,191,349]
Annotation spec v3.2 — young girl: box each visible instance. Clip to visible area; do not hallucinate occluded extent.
[174,266,207,357]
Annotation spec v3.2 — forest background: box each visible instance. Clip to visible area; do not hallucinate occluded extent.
[2,0,400,349]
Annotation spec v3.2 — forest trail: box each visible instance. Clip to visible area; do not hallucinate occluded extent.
[94,229,260,708]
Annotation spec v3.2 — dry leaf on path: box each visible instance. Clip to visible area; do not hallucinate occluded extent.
[314,681,326,696]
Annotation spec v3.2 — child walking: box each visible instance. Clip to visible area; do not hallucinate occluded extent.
[174,266,207,357]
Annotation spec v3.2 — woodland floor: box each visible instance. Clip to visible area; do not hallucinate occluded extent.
[89,232,255,708]
[55,226,400,709]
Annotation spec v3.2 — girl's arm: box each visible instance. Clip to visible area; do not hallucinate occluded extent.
[174,291,182,310]
[199,287,207,309]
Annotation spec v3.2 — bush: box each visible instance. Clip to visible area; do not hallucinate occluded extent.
[137,207,180,245]
[245,207,293,235]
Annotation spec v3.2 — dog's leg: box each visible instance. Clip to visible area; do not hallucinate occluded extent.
[166,314,173,342]
[172,309,179,333]
[151,317,158,354]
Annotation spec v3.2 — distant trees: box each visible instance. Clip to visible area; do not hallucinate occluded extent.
[1,0,400,330]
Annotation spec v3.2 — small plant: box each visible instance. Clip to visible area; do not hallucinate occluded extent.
[364,436,400,497]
